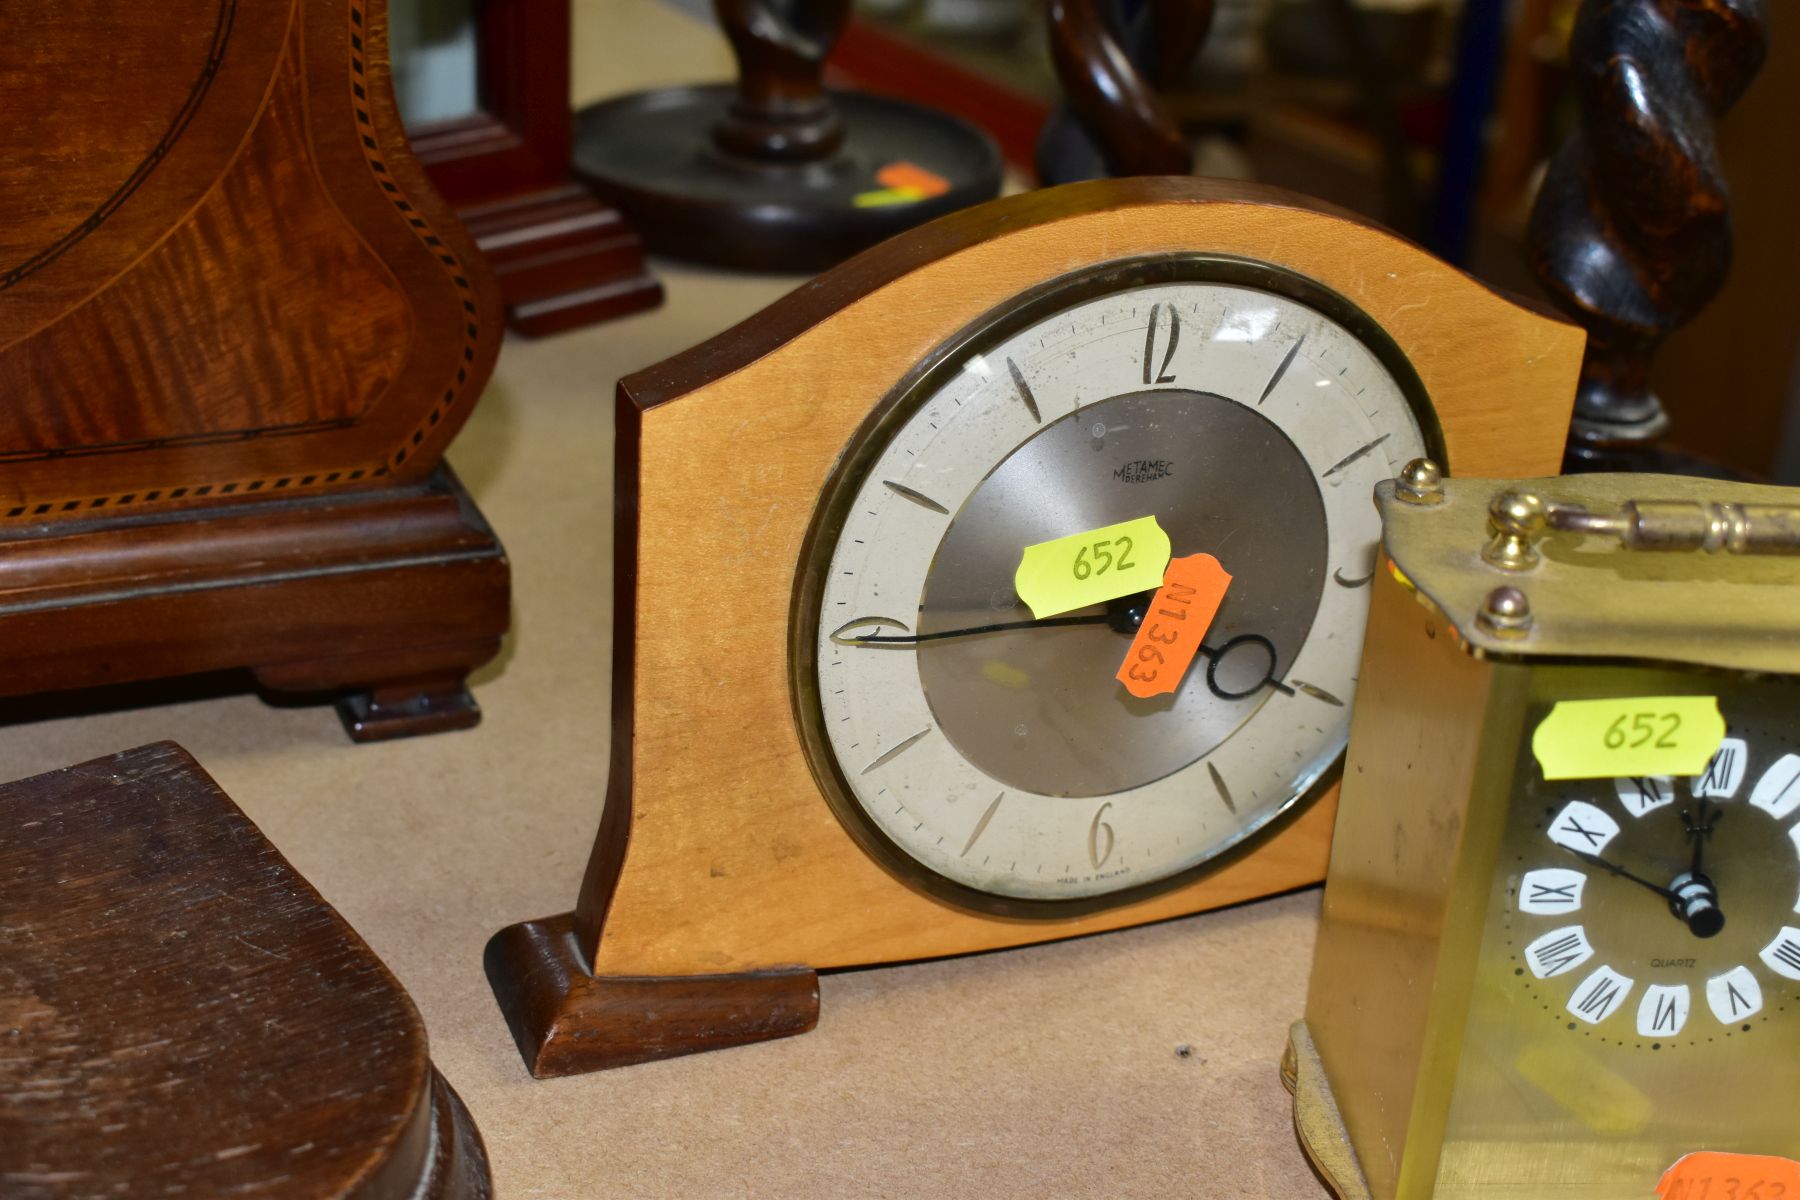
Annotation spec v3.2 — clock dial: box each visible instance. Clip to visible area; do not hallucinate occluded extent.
[1506,706,1800,1046]
[795,256,1436,912]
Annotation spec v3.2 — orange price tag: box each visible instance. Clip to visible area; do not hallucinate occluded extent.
[1115,553,1232,699]
[875,161,951,197]
[1658,1152,1800,1199]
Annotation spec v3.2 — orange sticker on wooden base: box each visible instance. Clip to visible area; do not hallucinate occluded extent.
[1116,553,1232,698]
[876,161,951,197]
[1658,1152,1800,1199]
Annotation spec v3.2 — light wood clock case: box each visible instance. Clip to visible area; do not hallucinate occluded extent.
[486,177,1585,1077]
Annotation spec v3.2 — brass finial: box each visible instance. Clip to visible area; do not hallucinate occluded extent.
[1482,490,1548,570]
[1395,458,1445,506]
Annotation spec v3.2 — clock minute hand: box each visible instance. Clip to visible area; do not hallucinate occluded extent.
[1567,848,1680,903]
[834,613,1113,644]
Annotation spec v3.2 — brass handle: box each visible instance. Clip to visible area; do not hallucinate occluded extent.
[1483,487,1800,569]
[1548,499,1800,554]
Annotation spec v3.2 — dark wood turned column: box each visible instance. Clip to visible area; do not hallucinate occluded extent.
[1526,0,1769,466]
[712,0,850,162]
[1037,0,1213,184]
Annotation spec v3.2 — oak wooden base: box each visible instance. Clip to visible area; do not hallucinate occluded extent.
[0,465,509,743]
[484,912,820,1077]
[457,183,664,338]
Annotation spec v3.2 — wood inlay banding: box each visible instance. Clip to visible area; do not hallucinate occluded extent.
[0,0,239,291]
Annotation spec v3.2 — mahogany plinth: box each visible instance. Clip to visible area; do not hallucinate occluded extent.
[455,184,664,337]
[409,0,663,336]
[0,743,491,1199]
[484,912,820,1077]
[3,1,514,736]
[0,465,508,742]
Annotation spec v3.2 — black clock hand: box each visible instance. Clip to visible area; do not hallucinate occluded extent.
[833,613,1111,644]
[1564,846,1725,939]
[1566,848,1682,903]
[833,613,1297,700]
[1684,800,1721,878]
[1675,800,1726,938]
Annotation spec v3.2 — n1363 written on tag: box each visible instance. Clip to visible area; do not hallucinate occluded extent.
[1532,696,1726,780]
[1013,515,1171,620]
[1658,1151,1800,1199]
[1117,554,1231,698]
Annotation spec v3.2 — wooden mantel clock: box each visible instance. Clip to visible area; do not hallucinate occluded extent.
[486,176,1586,1077]
[0,0,508,740]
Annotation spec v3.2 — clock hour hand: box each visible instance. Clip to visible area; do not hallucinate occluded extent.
[1684,799,1721,878]
[1673,800,1727,938]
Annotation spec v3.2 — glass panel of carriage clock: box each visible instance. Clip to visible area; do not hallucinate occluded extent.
[1432,666,1800,1197]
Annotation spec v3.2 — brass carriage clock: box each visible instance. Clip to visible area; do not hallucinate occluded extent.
[1288,465,1800,1199]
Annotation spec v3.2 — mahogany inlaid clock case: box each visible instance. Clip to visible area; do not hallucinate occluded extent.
[0,0,510,740]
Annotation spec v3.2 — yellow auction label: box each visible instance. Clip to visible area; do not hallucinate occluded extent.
[1013,515,1172,620]
[1531,696,1727,781]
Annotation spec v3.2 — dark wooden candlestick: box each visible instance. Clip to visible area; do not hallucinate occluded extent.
[571,0,1001,272]
[1526,0,1768,466]
[1036,0,1214,184]
[1,743,490,1199]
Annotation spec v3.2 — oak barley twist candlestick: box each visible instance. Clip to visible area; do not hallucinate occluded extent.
[571,0,1001,273]
[1036,0,1215,185]
[1526,0,1768,466]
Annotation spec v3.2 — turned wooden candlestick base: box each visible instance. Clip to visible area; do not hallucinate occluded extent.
[575,88,1001,274]
[573,0,999,272]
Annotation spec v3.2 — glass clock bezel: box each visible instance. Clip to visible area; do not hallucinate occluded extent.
[788,253,1448,919]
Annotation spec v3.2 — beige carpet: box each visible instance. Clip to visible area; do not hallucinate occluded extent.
[0,4,1333,1196]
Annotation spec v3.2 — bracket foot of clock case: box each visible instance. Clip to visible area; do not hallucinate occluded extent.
[484,913,820,1077]
[1282,1020,1371,1200]
[0,465,509,743]
[456,185,664,338]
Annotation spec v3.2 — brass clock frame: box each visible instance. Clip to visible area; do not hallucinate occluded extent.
[1293,472,1800,1199]
[789,252,1448,920]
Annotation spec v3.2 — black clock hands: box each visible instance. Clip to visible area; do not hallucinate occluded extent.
[833,612,1112,644]
[831,604,1296,701]
[1560,813,1725,939]
[1685,800,1721,879]
[1567,848,1683,905]
[1673,801,1727,938]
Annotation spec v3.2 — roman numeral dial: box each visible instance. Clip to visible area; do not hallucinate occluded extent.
[1507,710,1800,1047]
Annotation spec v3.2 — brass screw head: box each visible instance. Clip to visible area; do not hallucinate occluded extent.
[1482,490,1548,570]
[1477,585,1533,638]
[1395,458,1445,505]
